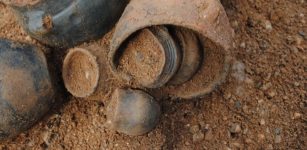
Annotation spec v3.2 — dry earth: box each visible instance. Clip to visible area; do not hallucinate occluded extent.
[0,0,306,149]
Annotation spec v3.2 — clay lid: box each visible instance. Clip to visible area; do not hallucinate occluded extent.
[62,48,99,98]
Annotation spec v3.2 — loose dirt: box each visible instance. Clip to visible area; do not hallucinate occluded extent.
[0,0,306,149]
[118,29,165,87]
[43,15,53,31]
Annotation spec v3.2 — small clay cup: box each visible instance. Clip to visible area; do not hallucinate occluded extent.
[106,88,161,136]
[62,48,99,98]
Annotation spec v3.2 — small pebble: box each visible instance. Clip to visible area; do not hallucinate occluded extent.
[243,128,249,135]
[231,20,239,28]
[259,40,269,50]
[25,36,32,41]
[230,124,241,134]
[224,92,232,100]
[298,31,307,40]
[267,144,274,150]
[260,119,266,125]
[193,132,204,142]
[245,138,252,144]
[41,130,50,146]
[199,121,206,129]
[201,123,210,131]
[293,112,302,120]
[295,36,303,46]
[261,82,272,91]
[231,142,242,149]
[223,116,228,121]
[26,140,35,147]
[235,101,241,109]
[205,130,213,141]
[258,99,264,104]
[225,147,232,150]
[267,90,276,98]
[291,46,299,53]
[264,20,273,31]
[242,105,250,114]
[294,82,300,87]
[240,42,246,48]
[247,17,256,27]
[258,134,265,141]
[190,125,200,134]
[275,135,282,143]
[275,128,282,135]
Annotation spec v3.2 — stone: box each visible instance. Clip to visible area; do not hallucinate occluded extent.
[267,144,274,150]
[224,92,232,100]
[240,42,246,48]
[205,130,213,141]
[245,138,252,144]
[193,132,204,142]
[275,128,282,135]
[261,82,272,91]
[275,135,282,143]
[294,82,300,87]
[230,124,241,134]
[258,134,265,141]
[266,90,277,98]
[293,112,302,120]
[260,119,266,125]
[298,31,307,40]
[190,125,200,134]
[264,20,273,31]
[231,142,242,149]
[235,101,241,109]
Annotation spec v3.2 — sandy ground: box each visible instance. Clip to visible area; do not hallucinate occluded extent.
[0,0,306,149]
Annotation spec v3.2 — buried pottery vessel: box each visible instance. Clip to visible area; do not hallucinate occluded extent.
[0,39,54,141]
[109,0,234,99]
[106,88,161,136]
[62,46,118,99]
[4,0,128,48]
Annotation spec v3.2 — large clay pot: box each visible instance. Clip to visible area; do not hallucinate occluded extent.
[109,0,234,99]
[5,0,128,48]
[0,39,54,141]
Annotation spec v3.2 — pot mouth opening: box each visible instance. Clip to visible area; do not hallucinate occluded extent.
[62,48,99,98]
[110,24,230,98]
[110,25,206,86]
